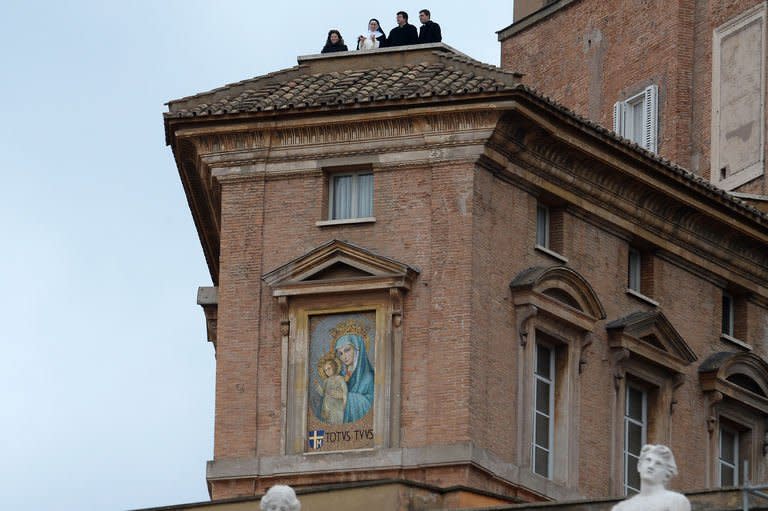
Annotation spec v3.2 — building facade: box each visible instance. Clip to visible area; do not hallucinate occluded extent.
[164,41,768,509]
[499,0,768,208]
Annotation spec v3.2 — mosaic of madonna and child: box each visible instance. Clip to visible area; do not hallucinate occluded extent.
[306,311,376,452]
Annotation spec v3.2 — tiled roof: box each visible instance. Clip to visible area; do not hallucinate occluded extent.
[164,44,768,225]
[165,45,520,118]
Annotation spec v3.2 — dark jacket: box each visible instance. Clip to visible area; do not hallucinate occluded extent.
[385,23,418,47]
[321,43,348,54]
[418,20,442,43]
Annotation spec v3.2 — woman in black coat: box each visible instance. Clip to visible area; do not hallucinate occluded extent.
[321,30,348,53]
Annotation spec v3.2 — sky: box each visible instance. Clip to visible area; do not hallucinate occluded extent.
[0,2,514,510]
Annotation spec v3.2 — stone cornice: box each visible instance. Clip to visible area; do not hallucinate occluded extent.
[486,107,768,294]
[170,92,768,292]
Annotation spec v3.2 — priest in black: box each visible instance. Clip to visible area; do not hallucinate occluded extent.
[384,11,418,47]
[417,9,442,44]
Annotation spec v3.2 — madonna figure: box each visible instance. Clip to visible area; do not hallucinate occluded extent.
[334,333,374,422]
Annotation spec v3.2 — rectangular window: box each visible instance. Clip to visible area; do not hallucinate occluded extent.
[628,248,641,292]
[719,425,739,486]
[613,85,659,153]
[532,343,555,478]
[624,384,647,495]
[722,292,734,337]
[536,203,550,248]
[329,171,373,220]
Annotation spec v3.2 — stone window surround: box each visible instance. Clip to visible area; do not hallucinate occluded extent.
[322,164,375,223]
[700,352,768,487]
[607,310,696,496]
[511,265,605,490]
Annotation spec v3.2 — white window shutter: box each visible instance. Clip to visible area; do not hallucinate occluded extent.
[643,85,658,153]
[613,101,624,135]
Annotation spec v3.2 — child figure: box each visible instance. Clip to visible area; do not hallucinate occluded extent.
[314,352,348,424]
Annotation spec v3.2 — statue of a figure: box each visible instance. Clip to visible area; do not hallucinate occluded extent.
[612,444,690,511]
[260,485,301,511]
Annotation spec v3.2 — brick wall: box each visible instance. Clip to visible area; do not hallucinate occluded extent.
[500,0,767,194]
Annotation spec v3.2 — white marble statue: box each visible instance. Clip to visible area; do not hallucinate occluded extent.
[612,444,690,511]
[260,485,301,511]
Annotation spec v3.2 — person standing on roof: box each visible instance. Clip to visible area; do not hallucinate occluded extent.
[357,19,387,50]
[384,11,418,47]
[321,30,348,53]
[417,9,442,43]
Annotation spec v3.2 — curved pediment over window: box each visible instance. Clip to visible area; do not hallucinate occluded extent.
[607,310,697,375]
[699,352,768,414]
[510,266,606,331]
[263,239,419,296]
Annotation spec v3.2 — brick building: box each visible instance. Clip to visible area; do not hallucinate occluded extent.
[162,35,768,511]
[499,0,768,209]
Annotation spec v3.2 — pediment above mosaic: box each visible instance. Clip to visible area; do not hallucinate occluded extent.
[263,239,419,296]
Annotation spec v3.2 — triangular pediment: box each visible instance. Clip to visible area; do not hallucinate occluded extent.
[262,239,419,296]
[304,261,375,281]
[607,310,697,372]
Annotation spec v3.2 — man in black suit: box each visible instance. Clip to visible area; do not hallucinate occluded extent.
[418,9,442,44]
[385,11,418,47]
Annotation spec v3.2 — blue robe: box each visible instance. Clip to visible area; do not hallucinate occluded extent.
[335,334,374,423]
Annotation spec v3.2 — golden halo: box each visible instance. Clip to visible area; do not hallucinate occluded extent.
[328,319,371,353]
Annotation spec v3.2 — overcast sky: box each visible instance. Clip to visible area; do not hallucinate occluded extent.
[0,2,515,510]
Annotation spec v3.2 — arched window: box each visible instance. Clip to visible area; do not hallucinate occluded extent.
[699,352,768,487]
[510,265,605,490]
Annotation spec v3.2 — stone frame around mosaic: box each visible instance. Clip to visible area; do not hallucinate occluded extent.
[262,240,418,456]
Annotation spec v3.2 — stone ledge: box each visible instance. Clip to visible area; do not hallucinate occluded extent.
[206,443,581,501]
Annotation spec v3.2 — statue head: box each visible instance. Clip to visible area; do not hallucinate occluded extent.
[260,485,300,511]
[638,444,678,486]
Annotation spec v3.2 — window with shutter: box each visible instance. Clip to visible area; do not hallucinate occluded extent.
[612,85,659,154]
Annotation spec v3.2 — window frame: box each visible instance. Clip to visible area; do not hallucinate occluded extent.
[613,85,659,153]
[536,203,550,248]
[327,169,374,221]
[532,342,556,478]
[625,246,657,305]
[718,423,740,486]
[722,292,735,337]
[623,383,648,495]
[534,201,567,262]
[627,247,641,293]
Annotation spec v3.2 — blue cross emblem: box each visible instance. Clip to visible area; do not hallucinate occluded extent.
[308,430,325,449]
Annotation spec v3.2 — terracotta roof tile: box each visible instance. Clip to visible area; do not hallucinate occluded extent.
[165,49,519,119]
[164,45,767,224]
